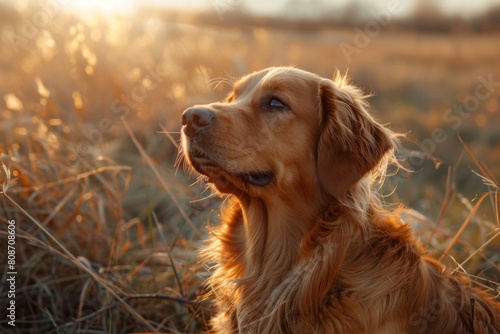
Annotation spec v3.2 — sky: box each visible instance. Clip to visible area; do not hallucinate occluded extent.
[142,0,499,17]
[7,0,500,17]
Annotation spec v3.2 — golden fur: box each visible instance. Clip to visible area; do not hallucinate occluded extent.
[180,67,500,333]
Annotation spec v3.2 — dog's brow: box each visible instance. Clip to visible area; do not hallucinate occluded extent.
[234,75,266,98]
[223,93,234,103]
[231,84,244,99]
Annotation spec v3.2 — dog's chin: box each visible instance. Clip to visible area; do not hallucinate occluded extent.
[210,171,274,194]
[205,170,243,195]
[198,168,274,195]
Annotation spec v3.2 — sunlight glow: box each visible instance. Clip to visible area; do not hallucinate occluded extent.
[60,0,206,16]
[62,0,136,15]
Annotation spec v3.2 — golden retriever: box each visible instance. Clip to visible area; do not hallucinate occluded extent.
[180,67,500,333]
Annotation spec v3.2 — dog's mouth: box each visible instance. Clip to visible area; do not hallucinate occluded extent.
[204,168,274,190]
[239,171,274,186]
[187,151,273,190]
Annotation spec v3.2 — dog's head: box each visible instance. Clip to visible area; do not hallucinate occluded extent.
[180,67,395,200]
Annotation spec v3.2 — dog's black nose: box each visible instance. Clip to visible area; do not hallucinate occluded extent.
[182,107,215,137]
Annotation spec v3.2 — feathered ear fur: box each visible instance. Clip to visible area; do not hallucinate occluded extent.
[316,75,394,197]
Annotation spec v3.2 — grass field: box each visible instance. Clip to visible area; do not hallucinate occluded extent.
[0,4,499,333]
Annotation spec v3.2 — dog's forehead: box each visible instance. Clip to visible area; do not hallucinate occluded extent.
[233,67,321,95]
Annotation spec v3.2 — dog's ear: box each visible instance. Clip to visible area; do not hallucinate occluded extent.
[316,77,393,197]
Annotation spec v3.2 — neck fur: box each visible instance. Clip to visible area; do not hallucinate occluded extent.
[237,190,320,287]
[204,177,378,332]
[236,178,374,320]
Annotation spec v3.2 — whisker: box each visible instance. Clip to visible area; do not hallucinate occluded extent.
[219,195,233,210]
[173,151,184,173]
[159,124,180,149]
[190,175,207,188]
[208,77,233,90]
[157,131,180,134]
[209,74,239,91]
[190,192,218,203]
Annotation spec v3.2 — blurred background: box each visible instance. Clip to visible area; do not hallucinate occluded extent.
[1,0,499,332]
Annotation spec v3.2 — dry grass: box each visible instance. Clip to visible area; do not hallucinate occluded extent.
[0,5,499,333]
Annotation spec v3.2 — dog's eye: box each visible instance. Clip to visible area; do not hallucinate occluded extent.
[268,98,288,110]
